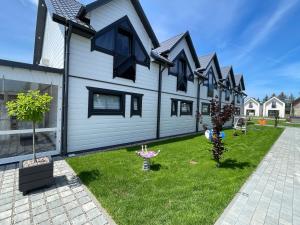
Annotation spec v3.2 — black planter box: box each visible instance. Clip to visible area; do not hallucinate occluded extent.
[19,156,54,194]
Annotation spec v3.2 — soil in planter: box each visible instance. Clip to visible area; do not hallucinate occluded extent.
[23,157,50,168]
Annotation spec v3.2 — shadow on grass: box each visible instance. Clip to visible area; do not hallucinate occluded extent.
[220,158,252,170]
[77,170,102,185]
[125,135,200,152]
[150,163,162,171]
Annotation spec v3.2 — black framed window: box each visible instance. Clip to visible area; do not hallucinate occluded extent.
[235,107,241,115]
[237,95,241,104]
[87,87,125,117]
[169,50,194,92]
[201,103,210,115]
[271,100,276,108]
[92,16,150,82]
[131,94,143,117]
[171,99,178,116]
[180,101,193,116]
[249,102,253,108]
[177,59,188,92]
[225,80,230,101]
[207,68,214,98]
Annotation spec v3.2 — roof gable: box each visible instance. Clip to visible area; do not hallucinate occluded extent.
[198,53,222,80]
[245,97,260,105]
[221,66,236,87]
[264,96,285,106]
[152,32,200,68]
[80,0,159,48]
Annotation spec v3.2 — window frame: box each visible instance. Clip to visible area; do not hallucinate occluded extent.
[201,102,211,115]
[206,67,215,98]
[225,80,231,101]
[171,99,178,116]
[131,94,143,117]
[271,100,277,108]
[180,100,193,116]
[87,87,126,118]
[91,16,150,82]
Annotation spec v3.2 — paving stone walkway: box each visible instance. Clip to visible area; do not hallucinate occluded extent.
[0,158,116,225]
[215,127,300,225]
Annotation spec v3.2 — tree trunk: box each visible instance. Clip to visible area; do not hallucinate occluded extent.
[33,122,36,162]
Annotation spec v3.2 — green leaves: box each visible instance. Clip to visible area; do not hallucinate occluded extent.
[6,90,52,123]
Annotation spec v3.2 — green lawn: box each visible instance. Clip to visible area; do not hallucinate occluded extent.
[251,118,300,127]
[67,126,283,225]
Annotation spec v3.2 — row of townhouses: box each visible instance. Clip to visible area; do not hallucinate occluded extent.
[0,0,246,164]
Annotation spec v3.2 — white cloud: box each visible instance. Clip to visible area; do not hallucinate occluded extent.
[235,0,299,61]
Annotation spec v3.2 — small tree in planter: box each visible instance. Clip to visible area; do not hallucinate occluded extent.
[210,98,235,167]
[6,90,53,194]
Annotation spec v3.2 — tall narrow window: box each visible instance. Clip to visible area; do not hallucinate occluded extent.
[237,95,241,104]
[171,99,178,116]
[207,68,214,98]
[92,16,150,82]
[225,80,230,101]
[249,102,253,108]
[169,50,194,92]
[271,100,276,108]
[201,103,210,115]
[177,59,188,92]
[131,94,143,117]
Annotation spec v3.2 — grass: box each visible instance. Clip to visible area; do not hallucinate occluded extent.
[251,118,300,127]
[67,126,283,225]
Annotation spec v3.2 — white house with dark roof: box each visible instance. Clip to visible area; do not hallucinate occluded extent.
[244,98,260,117]
[0,0,246,164]
[263,97,285,118]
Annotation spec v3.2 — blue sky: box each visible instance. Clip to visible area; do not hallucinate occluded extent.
[1,0,299,99]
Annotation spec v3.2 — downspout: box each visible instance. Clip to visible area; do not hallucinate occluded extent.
[61,22,72,155]
[196,78,201,132]
[156,64,164,139]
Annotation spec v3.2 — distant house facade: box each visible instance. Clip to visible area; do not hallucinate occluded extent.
[263,97,285,118]
[244,98,260,117]
[292,98,300,117]
[0,0,247,164]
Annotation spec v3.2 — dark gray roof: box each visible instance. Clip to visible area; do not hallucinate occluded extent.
[235,74,245,91]
[198,53,215,70]
[221,66,231,79]
[152,32,200,68]
[153,33,186,54]
[44,0,92,29]
[235,74,242,85]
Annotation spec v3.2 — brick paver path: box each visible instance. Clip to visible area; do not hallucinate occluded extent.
[0,158,116,225]
[215,127,300,225]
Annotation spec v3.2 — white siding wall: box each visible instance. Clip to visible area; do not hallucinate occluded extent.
[67,77,158,152]
[40,12,65,68]
[89,0,153,51]
[244,99,260,117]
[160,38,198,137]
[263,99,285,118]
[67,0,160,152]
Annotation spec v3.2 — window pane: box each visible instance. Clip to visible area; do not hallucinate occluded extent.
[93,94,120,110]
[135,41,147,63]
[133,97,138,111]
[202,103,210,114]
[94,28,114,51]
[181,102,191,113]
[0,79,58,131]
[116,30,131,57]
[169,59,178,74]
